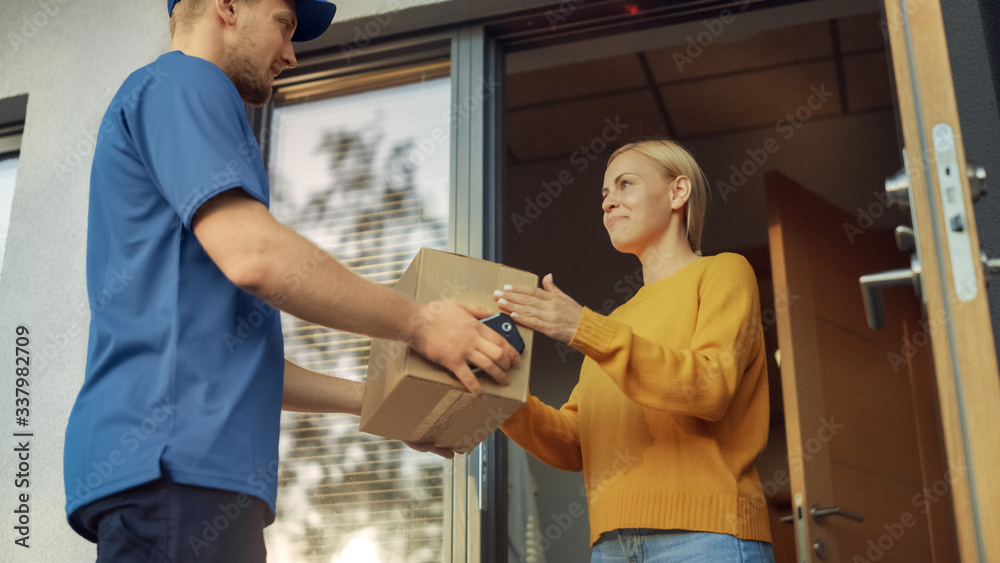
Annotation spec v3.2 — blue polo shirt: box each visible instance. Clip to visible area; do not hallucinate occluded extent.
[65,51,284,540]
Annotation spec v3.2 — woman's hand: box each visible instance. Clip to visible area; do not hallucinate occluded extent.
[494,274,583,344]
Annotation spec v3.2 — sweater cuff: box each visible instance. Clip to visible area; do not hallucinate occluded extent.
[569,307,620,359]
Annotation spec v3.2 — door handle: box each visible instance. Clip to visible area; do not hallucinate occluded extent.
[859,255,921,330]
[780,504,865,524]
[810,504,864,524]
[861,250,1000,329]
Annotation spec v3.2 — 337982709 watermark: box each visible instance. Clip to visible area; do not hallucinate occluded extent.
[12,325,33,549]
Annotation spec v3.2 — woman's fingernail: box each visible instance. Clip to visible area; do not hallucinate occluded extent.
[493,290,504,297]
[510,311,519,318]
[503,284,513,290]
[498,298,509,306]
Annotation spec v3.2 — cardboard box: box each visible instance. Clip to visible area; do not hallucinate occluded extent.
[361,248,535,454]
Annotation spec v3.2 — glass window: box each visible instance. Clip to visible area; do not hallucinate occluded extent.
[264,66,452,563]
[0,151,19,282]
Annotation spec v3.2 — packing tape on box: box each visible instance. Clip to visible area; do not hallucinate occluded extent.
[405,388,477,444]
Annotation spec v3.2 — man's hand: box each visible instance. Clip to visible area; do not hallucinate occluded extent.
[494,273,583,344]
[410,302,520,399]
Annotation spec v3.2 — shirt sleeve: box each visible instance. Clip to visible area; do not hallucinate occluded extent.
[501,386,583,472]
[126,60,267,230]
[568,255,763,421]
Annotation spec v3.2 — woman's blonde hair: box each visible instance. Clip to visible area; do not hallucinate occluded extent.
[607,139,709,253]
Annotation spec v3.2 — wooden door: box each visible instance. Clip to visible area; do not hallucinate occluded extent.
[878,1,1000,561]
[767,172,958,562]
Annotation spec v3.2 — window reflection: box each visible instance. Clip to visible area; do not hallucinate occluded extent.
[265,76,451,563]
[0,155,19,283]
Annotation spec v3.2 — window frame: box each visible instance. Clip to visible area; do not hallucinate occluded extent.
[0,124,22,158]
[0,122,23,287]
[250,26,504,563]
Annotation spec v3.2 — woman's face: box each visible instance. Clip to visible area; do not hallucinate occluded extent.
[601,149,681,255]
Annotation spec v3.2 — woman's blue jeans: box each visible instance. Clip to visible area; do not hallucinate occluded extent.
[591,529,775,563]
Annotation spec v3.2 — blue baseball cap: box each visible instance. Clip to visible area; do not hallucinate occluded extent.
[168,0,337,42]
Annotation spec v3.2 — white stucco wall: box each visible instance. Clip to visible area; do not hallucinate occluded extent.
[0,1,452,560]
[1,2,167,559]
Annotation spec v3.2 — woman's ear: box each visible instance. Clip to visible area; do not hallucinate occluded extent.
[671,176,692,211]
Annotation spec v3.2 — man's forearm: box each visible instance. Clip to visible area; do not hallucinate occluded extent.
[193,191,518,398]
[282,359,364,414]
[248,220,424,342]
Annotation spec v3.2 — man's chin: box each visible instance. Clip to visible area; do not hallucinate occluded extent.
[242,92,271,108]
[238,85,272,107]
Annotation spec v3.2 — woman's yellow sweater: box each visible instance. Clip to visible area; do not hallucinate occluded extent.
[501,253,772,547]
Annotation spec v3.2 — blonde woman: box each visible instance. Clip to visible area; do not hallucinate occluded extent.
[495,139,775,562]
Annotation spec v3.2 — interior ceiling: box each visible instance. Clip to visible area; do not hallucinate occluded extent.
[504,12,892,163]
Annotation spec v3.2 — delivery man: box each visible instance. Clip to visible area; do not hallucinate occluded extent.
[63,1,519,561]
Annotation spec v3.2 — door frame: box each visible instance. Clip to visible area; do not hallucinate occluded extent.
[271,0,1000,560]
[881,1,1000,560]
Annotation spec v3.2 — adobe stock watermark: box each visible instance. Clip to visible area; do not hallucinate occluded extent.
[682,288,799,410]
[222,246,331,353]
[537,448,639,551]
[841,187,913,244]
[5,0,71,52]
[384,128,449,186]
[395,277,472,346]
[34,267,137,376]
[729,414,845,531]
[339,1,406,62]
[545,0,586,30]
[187,492,261,557]
[510,116,629,234]
[715,83,836,203]
[550,247,777,364]
[786,416,846,473]
[885,286,973,373]
[385,76,500,186]
[177,159,259,223]
[849,461,966,562]
[450,405,513,453]
[362,276,471,370]
[186,457,288,556]
[54,65,170,180]
[238,108,296,163]
[66,398,178,507]
[551,253,657,364]
[178,92,297,222]
[446,76,502,124]
[672,0,751,73]
[841,157,930,244]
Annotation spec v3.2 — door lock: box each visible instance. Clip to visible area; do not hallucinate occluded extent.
[884,162,987,211]
[813,539,829,560]
[861,155,989,330]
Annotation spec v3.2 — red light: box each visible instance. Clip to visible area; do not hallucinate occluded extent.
[625,4,639,15]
